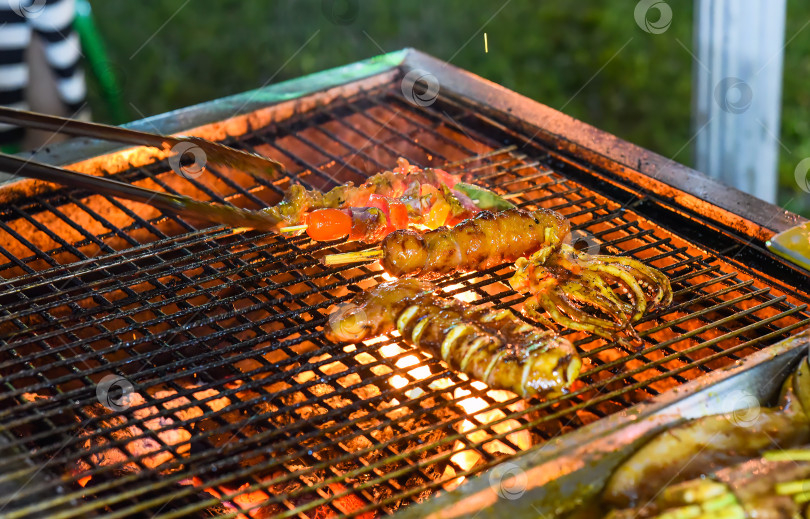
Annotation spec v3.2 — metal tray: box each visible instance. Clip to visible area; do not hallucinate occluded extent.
[395,330,810,519]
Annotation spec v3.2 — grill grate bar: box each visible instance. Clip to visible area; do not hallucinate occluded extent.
[0,233,310,340]
[0,270,799,509]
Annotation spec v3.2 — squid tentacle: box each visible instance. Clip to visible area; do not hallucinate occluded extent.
[558,279,630,326]
[523,297,559,331]
[527,292,624,339]
[579,271,635,316]
[593,256,672,307]
[510,240,673,338]
[585,263,649,321]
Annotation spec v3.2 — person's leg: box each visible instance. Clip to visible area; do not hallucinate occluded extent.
[27,0,88,150]
[0,3,32,151]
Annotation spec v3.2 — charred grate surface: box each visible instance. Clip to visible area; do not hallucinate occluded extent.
[0,81,808,519]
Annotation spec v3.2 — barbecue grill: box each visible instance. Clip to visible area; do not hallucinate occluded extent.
[0,48,808,519]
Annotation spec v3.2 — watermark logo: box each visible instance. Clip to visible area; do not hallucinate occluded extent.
[328,304,369,342]
[634,0,672,34]
[794,158,810,194]
[321,0,358,25]
[722,389,761,427]
[96,374,135,412]
[564,229,601,256]
[401,69,440,107]
[714,77,753,114]
[10,0,46,19]
[168,141,207,179]
[488,462,528,500]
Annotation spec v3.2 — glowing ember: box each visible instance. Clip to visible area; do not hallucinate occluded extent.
[366,290,532,494]
[441,283,478,303]
[395,355,419,368]
[380,344,403,358]
[389,374,409,389]
[408,364,431,380]
[364,334,392,347]
[442,387,533,491]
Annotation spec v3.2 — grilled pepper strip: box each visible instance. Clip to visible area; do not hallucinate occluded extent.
[326,279,581,398]
[306,207,389,243]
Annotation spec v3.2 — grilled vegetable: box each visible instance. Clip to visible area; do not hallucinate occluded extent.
[304,207,388,243]
[265,158,463,226]
[325,279,581,398]
[604,354,810,509]
[298,188,485,243]
[275,158,515,243]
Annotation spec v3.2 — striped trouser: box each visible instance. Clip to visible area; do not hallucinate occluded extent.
[0,0,87,145]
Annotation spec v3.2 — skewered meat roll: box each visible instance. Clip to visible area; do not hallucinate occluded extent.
[379,208,569,279]
[325,279,581,398]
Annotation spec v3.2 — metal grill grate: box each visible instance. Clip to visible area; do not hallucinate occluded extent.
[0,79,808,519]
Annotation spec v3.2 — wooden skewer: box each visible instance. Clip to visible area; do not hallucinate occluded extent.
[323,248,384,265]
[764,449,810,462]
[280,224,308,233]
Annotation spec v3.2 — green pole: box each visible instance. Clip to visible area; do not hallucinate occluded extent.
[73,0,128,124]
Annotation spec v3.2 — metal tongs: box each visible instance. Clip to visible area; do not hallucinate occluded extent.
[0,107,287,231]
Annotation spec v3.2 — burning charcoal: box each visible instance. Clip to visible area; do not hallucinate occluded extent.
[72,385,232,486]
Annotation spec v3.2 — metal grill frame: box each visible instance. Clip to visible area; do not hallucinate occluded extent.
[0,48,808,519]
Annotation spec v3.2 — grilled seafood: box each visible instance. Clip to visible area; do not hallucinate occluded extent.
[376,208,570,279]
[325,279,581,398]
[604,457,810,519]
[327,207,672,338]
[510,244,673,338]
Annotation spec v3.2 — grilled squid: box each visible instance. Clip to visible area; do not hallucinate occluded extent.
[510,244,673,339]
[380,208,570,279]
[602,354,810,517]
[325,279,581,398]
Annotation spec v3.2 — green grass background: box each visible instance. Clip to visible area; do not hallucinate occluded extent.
[86,0,810,216]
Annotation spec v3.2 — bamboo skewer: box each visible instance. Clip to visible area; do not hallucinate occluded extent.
[764,449,810,461]
[323,249,384,265]
[280,224,308,233]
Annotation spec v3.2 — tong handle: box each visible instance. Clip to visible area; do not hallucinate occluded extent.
[0,153,282,232]
[0,106,170,149]
[0,107,286,181]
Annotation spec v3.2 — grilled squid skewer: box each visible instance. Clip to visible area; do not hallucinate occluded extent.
[379,207,570,279]
[325,279,581,398]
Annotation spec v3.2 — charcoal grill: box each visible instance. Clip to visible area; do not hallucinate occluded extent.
[0,48,808,519]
